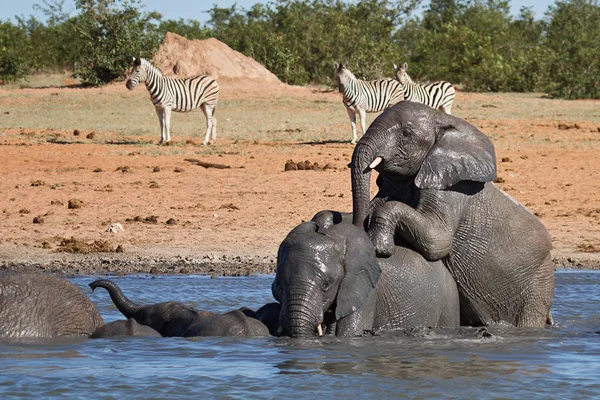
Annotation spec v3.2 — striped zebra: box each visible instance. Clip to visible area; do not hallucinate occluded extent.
[126,57,220,145]
[335,62,405,144]
[393,62,455,114]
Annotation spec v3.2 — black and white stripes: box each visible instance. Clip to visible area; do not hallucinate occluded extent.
[335,62,405,144]
[126,57,220,145]
[393,62,455,115]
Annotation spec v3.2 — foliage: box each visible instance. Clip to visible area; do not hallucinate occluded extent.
[71,0,162,85]
[0,0,599,98]
[543,0,600,99]
[0,21,31,82]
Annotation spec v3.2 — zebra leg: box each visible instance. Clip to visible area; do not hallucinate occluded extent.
[358,109,367,140]
[155,106,166,145]
[164,107,172,143]
[201,104,216,145]
[346,108,357,144]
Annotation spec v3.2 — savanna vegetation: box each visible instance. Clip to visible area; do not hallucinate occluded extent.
[1,0,599,99]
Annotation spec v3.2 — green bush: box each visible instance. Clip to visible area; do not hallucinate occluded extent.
[71,0,162,85]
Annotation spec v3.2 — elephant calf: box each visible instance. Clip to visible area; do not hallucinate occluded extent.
[0,272,104,338]
[89,279,272,338]
[272,211,460,338]
[350,101,554,328]
[90,319,162,338]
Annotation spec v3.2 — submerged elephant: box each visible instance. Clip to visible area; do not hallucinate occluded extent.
[350,101,554,328]
[90,318,162,338]
[0,272,104,338]
[272,211,460,338]
[89,279,270,338]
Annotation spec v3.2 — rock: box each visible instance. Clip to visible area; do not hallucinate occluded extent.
[106,223,124,233]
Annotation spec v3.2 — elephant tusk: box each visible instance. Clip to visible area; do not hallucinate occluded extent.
[317,325,323,337]
[369,157,383,170]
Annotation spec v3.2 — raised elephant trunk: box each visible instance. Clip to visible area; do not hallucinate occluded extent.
[89,280,142,318]
[351,136,380,228]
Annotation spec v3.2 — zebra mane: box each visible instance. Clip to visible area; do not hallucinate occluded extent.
[139,58,165,76]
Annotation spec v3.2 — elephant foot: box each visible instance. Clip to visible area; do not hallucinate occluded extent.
[369,231,395,258]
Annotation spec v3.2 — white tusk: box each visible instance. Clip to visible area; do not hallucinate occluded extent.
[276,326,283,336]
[317,325,323,337]
[369,157,383,170]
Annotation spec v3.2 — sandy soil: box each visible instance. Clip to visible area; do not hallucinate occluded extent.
[0,81,599,276]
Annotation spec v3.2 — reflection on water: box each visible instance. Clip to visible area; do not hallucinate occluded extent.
[0,271,599,398]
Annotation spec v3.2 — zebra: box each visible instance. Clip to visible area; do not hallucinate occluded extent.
[126,57,220,145]
[393,62,455,115]
[335,62,405,144]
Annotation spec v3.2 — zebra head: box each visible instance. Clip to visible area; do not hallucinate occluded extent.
[126,57,145,90]
[334,62,355,92]
[393,62,411,85]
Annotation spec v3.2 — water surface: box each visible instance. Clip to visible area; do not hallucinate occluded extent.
[1,271,599,398]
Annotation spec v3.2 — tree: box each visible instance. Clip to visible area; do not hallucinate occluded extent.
[543,0,600,98]
[72,0,162,85]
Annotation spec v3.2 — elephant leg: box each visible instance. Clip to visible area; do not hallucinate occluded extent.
[515,253,555,328]
[335,288,376,336]
[368,199,455,260]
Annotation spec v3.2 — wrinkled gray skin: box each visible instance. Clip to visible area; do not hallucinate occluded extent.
[90,318,162,338]
[350,101,554,328]
[0,272,104,338]
[89,279,270,338]
[254,302,282,336]
[183,310,269,337]
[272,210,460,338]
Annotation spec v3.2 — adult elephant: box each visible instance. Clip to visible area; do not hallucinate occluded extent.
[0,272,104,338]
[89,279,270,337]
[273,210,460,338]
[350,101,554,328]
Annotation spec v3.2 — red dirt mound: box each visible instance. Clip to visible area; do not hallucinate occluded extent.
[153,32,282,83]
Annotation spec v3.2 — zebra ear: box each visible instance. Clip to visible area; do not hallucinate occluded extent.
[402,62,408,71]
[134,58,141,66]
[334,62,339,70]
[393,63,398,71]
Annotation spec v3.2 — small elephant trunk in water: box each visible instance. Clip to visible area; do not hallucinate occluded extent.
[89,279,142,318]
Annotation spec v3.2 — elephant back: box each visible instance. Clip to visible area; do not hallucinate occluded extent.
[0,272,104,338]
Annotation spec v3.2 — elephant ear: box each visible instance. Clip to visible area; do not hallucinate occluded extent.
[335,227,381,320]
[415,123,497,190]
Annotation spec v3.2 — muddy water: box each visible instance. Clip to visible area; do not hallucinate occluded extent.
[0,271,599,398]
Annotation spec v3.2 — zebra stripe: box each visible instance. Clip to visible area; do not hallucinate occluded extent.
[335,63,404,144]
[394,62,455,114]
[126,57,220,145]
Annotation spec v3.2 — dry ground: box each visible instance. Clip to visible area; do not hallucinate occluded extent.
[0,76,599,275]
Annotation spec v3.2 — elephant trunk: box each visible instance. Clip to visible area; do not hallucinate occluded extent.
[89,279,142,319]
[280,283,324,338]
[351,136,379,228]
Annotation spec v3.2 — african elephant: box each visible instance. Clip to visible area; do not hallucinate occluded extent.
[90,318,162,338]
[350,101,554,328]
[272,210,460,338]
[0,272,104,338]
[89,279,270,338]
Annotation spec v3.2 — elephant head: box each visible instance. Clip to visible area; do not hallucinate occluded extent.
[350,101,497,227]
[272,220,380,338]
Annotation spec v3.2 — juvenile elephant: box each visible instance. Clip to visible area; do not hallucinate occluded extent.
[89,279,270,338]
[90,318,162,338]
[0,272,104,338]
[273,211,460,338]
[350,101,554,328]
